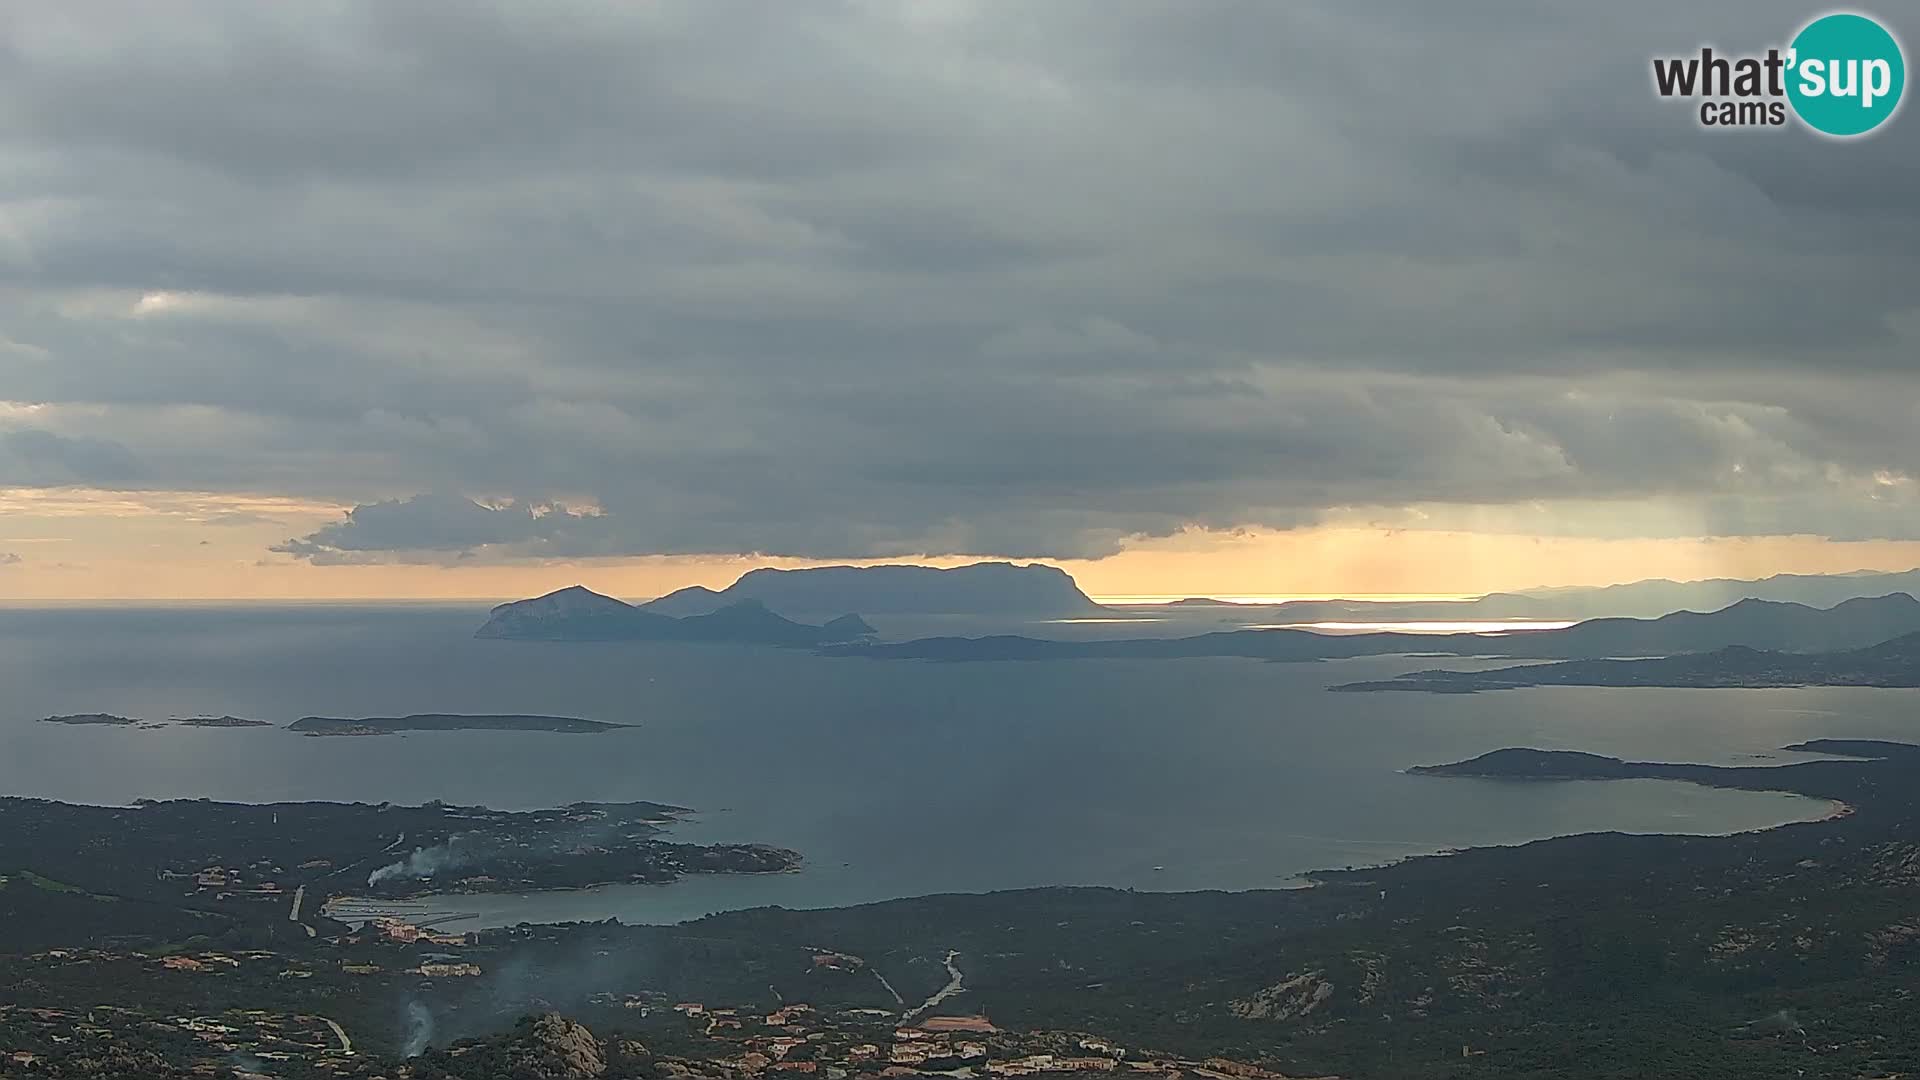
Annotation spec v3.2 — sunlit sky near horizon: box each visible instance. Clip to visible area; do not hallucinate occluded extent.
[3,2,1918,600]
[8,490,1920,600]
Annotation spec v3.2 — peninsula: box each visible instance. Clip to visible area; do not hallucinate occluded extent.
[10,740,1920,1078]
[1336,629,1920,693]
[0,794,795,951]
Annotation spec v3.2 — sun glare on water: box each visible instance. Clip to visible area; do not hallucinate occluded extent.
[1093,593,1483,605]
[1262,620,1579,634]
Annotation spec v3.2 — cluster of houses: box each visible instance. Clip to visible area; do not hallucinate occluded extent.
[364,916,472,947]
[654,999,1304,1080]
[159,863,289,902]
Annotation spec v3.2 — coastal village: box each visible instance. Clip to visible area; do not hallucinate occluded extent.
[629,999,1319,1080]
[0,932,1326,1080]
[15,724,1920,1078]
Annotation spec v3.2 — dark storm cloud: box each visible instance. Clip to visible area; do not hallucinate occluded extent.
[1,0,1917,561]
[272,494,612,563]
[0,428,144,487]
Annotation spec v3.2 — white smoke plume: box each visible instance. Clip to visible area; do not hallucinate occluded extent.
[368,834,481,887]
[403,999,436,1056]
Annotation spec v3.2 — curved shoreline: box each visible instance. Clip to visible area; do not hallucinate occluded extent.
[408,778,1836,930]
[1296,774,1846,886]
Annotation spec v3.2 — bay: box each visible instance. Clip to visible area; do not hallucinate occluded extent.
[0,603,1898,926]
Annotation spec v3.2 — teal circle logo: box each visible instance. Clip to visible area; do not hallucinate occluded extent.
[1787,12,1905,136]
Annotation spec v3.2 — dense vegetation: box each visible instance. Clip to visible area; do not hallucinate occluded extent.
[0,795,786,939]
[6,742,1920,1077]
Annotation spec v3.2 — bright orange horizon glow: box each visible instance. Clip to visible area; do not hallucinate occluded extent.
[5,487,1920,602]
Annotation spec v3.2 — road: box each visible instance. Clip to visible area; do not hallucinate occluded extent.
[811,944,905,1006]
[904,950,964,1020]
[324,831,410,890]
[320,1016,353,1054]
[873,970,905,1006]
[289,884,316,937]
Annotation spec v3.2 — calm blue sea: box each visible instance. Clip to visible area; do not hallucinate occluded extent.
[2,603,1906,925]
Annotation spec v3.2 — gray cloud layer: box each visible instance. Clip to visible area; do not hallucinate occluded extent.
[2,1,1917,561]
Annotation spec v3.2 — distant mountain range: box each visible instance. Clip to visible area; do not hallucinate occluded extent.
[1337,629,1920,694]
[475,585,875,645]
[1507,568,1920,616]
[497,562,1920,628]
[834,593,1920,664]
[1171,567,1920,621]
[1495,593,1920,658]
[641,561,1103,617]
[481,569,1920,660]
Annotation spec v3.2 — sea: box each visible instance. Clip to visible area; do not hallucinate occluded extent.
[2,602,1910,927]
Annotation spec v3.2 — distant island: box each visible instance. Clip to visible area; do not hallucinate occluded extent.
[171,715,274,728]
[41,713,140,726]
[1408,747,1651,780]
[289,714,632,736]
[1337,630,1920,694]
[832,593,1920,665]
[40,713,272,729]
[1406,738,1906,790]
[641,561,1105,617]
[476,585,875,645]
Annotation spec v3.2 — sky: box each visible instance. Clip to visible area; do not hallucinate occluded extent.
[3,1,1919,600]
